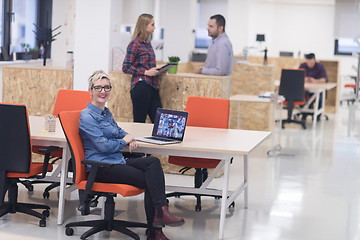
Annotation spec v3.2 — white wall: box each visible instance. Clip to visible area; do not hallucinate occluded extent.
[52,0,76,68]
[160,0,196,62]
[49,0,358,76]
[73,0,114,90]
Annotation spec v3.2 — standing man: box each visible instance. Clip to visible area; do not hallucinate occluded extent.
[195,14,233,76]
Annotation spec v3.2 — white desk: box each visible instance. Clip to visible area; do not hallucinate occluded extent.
[29,116,75,226]
[229,94,284,129]
[119,122,270,239]
[29,117,271,240]
[275,81,337,128]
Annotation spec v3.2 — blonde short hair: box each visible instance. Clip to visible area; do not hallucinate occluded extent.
[88,70,111,90]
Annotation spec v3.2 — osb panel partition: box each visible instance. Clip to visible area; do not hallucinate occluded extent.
[2,67,73,116]
[246,56,339,112]
[109,71,230,176]
[108,72,133,122]
[230,63,275,131]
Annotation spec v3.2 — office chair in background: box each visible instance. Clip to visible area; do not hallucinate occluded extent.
[166,96,234,211]
[59,110,148,240]
[279,69,307,129]
[0,104,53,227]
[24,89,91,198]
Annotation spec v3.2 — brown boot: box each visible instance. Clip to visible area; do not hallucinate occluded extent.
[147,228,170,240]
[153,205,184,227]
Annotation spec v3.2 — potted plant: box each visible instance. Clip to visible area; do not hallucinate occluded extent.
[167,56,181,74]
[20,43,31,60]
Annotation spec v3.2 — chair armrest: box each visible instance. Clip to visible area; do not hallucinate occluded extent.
[81,160,115,167]
[36,146,60,179]
[78,160,118,215]
[37,146,60,154]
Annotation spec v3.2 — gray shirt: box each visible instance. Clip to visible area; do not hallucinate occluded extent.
[201,32,233,76]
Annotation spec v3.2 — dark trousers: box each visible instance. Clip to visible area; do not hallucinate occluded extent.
[305,91,323,110]
[130,81,162,123]
[94,156,167,226]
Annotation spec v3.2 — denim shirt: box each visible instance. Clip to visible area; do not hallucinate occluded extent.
[79,103,128,165]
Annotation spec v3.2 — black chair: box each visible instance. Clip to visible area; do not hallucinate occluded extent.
[0,103,52,227]
[279,69,307,129]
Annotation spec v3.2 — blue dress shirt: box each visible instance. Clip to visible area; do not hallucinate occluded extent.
[202,32,233,76]
[79,103,128,164]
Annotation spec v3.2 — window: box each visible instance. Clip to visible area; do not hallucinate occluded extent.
[10,0,37,53]
[334,38,360,56]
[0,0,52,61]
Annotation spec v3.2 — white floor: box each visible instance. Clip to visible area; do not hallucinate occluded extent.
[1,104,360,240]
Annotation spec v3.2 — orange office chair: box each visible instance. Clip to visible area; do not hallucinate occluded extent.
[279,69,307,129]
[166,96,231,211]
[58,111,148,239]
[24,89,91,198]
[0,103,53,227]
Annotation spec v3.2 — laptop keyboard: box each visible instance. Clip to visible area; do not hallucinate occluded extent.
[145,136,176,142]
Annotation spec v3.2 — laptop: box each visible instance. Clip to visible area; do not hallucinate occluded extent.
[136,108,188,145]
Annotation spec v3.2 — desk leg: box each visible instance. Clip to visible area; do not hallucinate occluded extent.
[57,146,70,225]
[218,158,231,240]
[244,155,248,209]
[237,102,241,129]
[312,91,320,129]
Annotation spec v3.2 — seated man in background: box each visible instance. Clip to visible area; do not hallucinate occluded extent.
[299,53,328,84]
[298,53,328,119]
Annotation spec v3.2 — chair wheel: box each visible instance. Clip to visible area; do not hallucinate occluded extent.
[195,205,201,212]
[229,202,235,208]
[274,144,281,151]
[215,196,221,199]
[42,209,50,218]
[90,200,98,207]
[43,191,50,199]
[267,150,275,157]
[65,227,74,236]
[175,195,180,198]
[39,219,46,227]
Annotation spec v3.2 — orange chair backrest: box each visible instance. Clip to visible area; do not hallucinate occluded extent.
[52,89,91,116]
[185,96,230,129]
[58,110,86,185]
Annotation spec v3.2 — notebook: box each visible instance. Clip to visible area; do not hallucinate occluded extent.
[136,109,188,145]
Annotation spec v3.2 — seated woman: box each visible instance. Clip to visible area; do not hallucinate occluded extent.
[79,70,184,240]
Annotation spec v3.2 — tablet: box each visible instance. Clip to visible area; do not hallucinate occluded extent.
[156,63,177,74]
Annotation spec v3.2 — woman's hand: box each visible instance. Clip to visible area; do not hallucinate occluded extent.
[128,140,139,153]
[144,67,159,76]
[123,134,135,144]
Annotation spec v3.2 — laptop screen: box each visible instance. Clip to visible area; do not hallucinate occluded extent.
[152,109,188,141]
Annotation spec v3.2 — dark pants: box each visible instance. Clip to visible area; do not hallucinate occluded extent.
[130,81,162,123]
[305,91,323,110]
[94,156,167,226]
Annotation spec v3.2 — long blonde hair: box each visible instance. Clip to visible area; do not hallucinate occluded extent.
[131,13,154,41]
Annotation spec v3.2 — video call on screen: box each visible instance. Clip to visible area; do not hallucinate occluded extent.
[157,113,186,139]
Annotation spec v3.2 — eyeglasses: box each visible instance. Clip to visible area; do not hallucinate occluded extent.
[92,85,112,92]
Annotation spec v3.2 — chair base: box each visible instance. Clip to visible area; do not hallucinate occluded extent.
[166,191,222,212]
[0,181,50,227]
[281,119,306,129]
[165,168,235,212]
[65,195,148,239]
[66,219,148,240]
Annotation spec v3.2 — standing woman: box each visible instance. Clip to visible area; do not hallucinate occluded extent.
[123,13,161,123]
